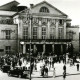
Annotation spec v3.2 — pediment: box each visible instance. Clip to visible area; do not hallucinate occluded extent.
[31,1,67,17]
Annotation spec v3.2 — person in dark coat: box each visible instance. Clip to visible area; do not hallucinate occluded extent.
[44,66,48,77]
[63,71,66,80]
[63,64,66,72]
[31,62,34,74]
[41,65,45,77]
[76,63,79,71]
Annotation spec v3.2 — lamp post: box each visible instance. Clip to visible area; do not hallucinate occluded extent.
[28,14,33,80]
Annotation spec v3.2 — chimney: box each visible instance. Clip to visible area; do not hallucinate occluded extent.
[30,4,34,8]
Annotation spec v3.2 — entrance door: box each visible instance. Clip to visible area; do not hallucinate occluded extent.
[54,44,61,55]
[63,44,66,54]
[36,44,43,52]
[26,44,29,52]
[45,44,52,56]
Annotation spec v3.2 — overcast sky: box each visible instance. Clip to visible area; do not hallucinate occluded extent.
[0,0,80,26]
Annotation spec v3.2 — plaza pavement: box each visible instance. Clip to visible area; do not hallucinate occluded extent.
[0,62,80,80]
[31,62,80,78]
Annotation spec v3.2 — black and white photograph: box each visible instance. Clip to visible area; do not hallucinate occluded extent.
[0,0,80,80]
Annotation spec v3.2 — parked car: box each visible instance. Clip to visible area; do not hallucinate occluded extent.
[1,65,10,73]
[8,66,30,78]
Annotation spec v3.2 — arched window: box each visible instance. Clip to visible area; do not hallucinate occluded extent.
[39,7,49,13]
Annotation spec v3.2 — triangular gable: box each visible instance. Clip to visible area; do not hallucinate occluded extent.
[31,1,67,16]
[0,1,19,11]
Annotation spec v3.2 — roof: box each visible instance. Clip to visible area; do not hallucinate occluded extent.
[0,0,19,11]
[32,1,67,16]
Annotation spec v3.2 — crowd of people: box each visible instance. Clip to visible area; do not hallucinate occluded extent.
[0,53,80,79]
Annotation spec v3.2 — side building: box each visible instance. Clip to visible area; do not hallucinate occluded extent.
[0,1,18,56]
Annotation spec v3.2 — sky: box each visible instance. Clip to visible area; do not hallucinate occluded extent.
[0,0,80,26]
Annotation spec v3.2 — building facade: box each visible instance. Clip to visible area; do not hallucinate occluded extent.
[0,1,79,57]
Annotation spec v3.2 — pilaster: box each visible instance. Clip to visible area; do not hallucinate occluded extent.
[64,20,66,39]
[47,19,50,39]
[38,18,42,39]
[56,19,58,39]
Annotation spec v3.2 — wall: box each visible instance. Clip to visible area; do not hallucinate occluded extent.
[67,27,79,54]
[0,24,18,55]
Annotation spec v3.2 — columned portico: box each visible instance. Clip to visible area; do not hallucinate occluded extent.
[20,41,71,56]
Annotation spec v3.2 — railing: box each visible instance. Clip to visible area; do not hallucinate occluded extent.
[0,19,13,24]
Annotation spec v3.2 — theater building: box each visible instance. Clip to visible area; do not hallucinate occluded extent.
[0,1,79,57]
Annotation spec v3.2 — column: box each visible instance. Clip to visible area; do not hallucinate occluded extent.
[43,44,45,53]
[33,44,36,53]
[64,20,66,39]
[38,18,42,39]
[61,44,63,54]
[18,16,23,39]
[56,19,58,39]
[52,44,54,53]
[47,19,50,39]
[29,19,32,39]
[23,44,26,54]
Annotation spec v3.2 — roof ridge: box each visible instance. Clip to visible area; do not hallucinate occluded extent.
[0,0,19,7]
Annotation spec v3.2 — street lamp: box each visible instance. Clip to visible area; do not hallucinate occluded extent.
[28,14,33,80]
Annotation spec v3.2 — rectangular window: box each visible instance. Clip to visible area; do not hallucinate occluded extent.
[5,46,11,54]
[23,27,28,40]
[33,27,37,39]
[58,28,63,39]
[5,30,11,39]
[67,32,73,39]
[59,19,63,25]
[50,28,55,39]
[42,27,46,39]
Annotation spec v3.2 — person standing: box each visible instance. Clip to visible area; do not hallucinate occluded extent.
[63,64,66,72]
[53,67,56,78]
[76,63,79,71]
[45,66,48,77]
[63,71,66,80]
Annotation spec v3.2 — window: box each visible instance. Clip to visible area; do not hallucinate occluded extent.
[67,32,73,39]
[40,7,49,13]
[58,28,63,39]
[23,27,28,39]
[33,27,37,39]
[42,27,46,39]
[50,28,55,39]
[59,19,63,25]
[5,46,11,54]
[5,30,11,39]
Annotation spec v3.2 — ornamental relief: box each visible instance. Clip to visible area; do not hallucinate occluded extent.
[50,22,56,27]
[50,19,56,24]
[42,22,47,26]
[22,17,30,25]
[58,24,64,27]
[32,21,39,26]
